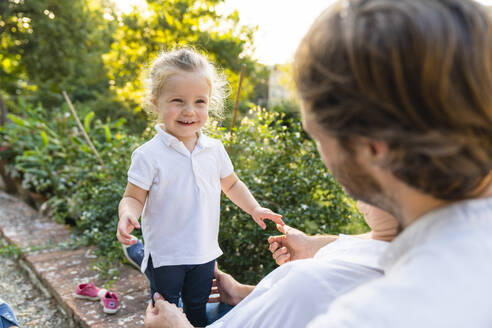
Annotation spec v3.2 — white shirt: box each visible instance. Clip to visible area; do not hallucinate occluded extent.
[128,125,233,271]
[208,235,388,328]
[308,197,492,328]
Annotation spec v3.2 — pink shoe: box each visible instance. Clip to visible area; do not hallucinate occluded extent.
[100,291,119,314]
[75,283,107,301]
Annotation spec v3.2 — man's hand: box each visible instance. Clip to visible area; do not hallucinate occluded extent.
[268,224,316,265]
[144,294,192,328]
[208,264,253,306]
[116,214,140,245]
[251,206,284,230]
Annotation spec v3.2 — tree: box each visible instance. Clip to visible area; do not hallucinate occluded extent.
[0,0,115,108]
[103,0,263,116]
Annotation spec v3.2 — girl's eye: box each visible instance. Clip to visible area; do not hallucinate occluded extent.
[171,98,183,103]
[196,99,206,104]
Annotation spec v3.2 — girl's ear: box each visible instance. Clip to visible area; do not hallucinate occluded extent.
[151,99,158,109]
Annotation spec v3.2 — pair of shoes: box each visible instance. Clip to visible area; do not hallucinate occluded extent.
[122,236,144,270]
[75,283,119,314]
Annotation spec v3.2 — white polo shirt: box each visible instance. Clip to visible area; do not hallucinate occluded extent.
[308,197,492,328]
[128,125,233,271]
[208,235,388,328]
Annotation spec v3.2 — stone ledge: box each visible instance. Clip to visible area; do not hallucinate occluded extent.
[0,191,148,327]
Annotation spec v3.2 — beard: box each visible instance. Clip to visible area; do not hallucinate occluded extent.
[329,155,402,223]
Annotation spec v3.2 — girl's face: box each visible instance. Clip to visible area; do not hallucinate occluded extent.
[154,71,210,142]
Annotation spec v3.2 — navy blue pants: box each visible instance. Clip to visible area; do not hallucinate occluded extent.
[145,255,215,327]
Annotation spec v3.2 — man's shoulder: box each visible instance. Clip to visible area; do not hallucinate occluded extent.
[312,240,492,328]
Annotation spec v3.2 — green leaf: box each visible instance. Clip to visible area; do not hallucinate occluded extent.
[113,118,126,128]
[8,114,28,127]
[84,112,95,132]
[40,131,49,148]
[103,125,111,142]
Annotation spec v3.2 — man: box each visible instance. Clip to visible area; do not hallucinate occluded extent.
[146,0,492,326]
[296,0,492,326]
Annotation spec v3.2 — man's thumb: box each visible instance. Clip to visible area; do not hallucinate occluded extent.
[153,293,165,313]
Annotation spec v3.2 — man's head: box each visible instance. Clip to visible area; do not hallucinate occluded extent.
[295,0,492,215]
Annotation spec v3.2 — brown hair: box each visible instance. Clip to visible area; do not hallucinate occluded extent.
[295,0,492,200]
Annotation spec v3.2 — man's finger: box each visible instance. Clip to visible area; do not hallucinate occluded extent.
[268,235,284,245]
[273,246,288,260]
[269,241,280,254]
[214,262,219,275]
[214,263,225,278]
[153,298,169,314]
[276,253,291,265]
[208,295,221,303]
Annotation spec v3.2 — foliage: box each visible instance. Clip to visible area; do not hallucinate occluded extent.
[0,0,115,107]
[1,102,367,283]
[0,98,143,264]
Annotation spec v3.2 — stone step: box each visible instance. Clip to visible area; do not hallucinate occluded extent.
[0,191,148,327]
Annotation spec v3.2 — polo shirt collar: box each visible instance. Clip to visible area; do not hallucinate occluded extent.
[154,124,214,149]
[379,197,492,270]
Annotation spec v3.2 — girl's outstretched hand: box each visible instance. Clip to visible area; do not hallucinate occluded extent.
[251,206,284,229]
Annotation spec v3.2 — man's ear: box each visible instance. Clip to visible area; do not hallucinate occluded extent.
[369,140,389,166]
[356,137,389,166]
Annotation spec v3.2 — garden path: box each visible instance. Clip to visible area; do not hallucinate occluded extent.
[0,189,148,327]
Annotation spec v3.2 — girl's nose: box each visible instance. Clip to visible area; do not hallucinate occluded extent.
[182,105,194,114]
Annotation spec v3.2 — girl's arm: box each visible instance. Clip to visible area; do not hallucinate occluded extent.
[117,182,148,245]
[221,172,283,229]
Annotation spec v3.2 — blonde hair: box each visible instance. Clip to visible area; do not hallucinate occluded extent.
[143,48,228,120]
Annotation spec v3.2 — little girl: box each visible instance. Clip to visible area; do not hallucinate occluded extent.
[116,48,283,327]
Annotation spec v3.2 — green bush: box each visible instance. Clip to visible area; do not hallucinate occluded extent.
[1,102,367,284]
